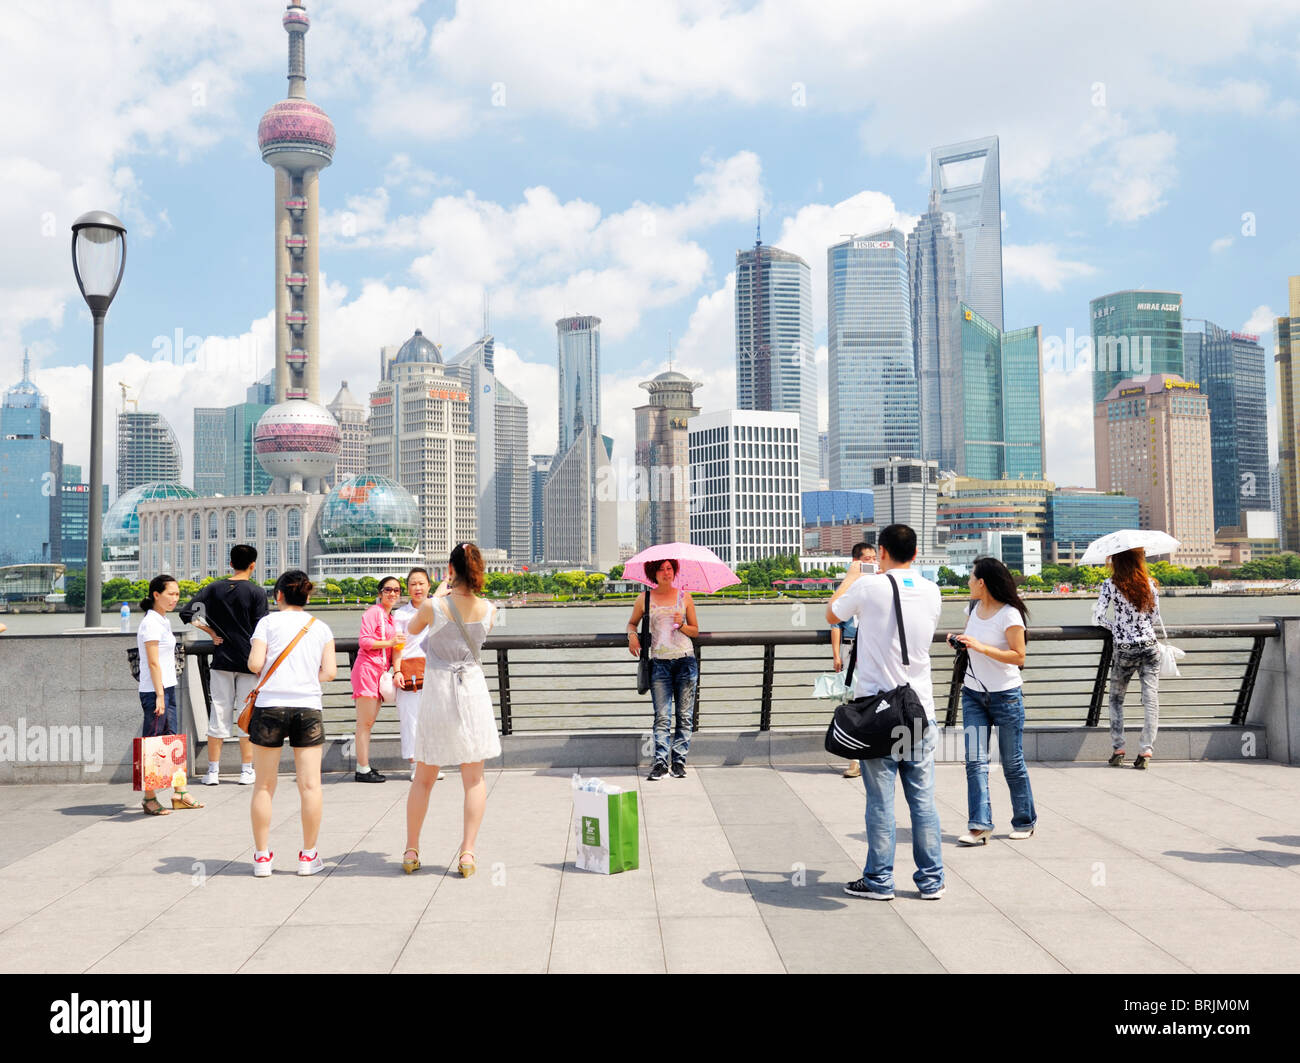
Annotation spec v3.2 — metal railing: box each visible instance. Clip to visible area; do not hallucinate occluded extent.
[187,621,1277,735]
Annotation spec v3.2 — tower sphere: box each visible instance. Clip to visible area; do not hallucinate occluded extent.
[258,99,335,170]
[283,5,310,31]
[254,400,341,483]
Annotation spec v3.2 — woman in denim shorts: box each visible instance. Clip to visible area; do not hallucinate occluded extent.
[246,571,336,877]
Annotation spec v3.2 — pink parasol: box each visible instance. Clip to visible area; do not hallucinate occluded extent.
[622,542,741,593]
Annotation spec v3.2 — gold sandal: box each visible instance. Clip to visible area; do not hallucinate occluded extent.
[402,848,420,874]
[171,790,204,810]
[457,850,476,878]
[141,797,171,816]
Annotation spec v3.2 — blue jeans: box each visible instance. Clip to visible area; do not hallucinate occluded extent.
[140,687,179,737]
[859,727,943,894]
[650,655,697,765]
[962,686,1036,832]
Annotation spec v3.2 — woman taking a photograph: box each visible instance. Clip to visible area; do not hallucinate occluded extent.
[626,558,699,781]
[246,570,336,877]
[351,575,401,782]
[954,557,1034,845]
[1093,547,1163,769]
[138,574,203,815]
[403,544,499,877]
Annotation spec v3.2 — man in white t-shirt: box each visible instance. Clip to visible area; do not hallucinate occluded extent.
[827,523,945,901]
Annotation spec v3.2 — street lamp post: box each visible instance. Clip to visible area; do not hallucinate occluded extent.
[71,210,127,628]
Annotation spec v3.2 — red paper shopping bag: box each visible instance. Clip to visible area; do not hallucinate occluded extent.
[133,735,188,791]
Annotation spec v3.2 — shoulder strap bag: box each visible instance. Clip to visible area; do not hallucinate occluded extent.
[237,618,316,733]
[824,573,931,761]
[635,590,652,695]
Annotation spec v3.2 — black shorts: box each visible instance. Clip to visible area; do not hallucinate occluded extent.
[248,706,326,748]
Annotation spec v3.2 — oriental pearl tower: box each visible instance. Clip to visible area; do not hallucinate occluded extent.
[253,2,341,494]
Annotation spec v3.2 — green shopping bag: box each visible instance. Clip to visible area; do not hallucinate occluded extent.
[573,789,639,874]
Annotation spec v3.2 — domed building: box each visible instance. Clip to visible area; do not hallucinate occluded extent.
[311,474,421,581]
[368,328,477,563]
[253,399,341,493]
[633,365,701,550]
[102,482,198,579]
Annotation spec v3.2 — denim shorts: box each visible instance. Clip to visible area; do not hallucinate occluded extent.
[248,706,326,748]
[140,688,179,737]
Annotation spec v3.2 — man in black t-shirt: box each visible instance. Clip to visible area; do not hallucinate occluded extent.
[181,544,270,785]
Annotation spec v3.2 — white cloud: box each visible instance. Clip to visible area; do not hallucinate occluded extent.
[1210,235,1235,253]
[1003,244,1099,293]
[1042,362,1097,488]
[1087,131,1179,223]
[1243,304,1276,340]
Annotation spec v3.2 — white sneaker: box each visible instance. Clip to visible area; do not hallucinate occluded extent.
[253,850,274,877]
[203,764,221,786]
[297,850,324,876]
[921,887,946,900]
[238,764,256,785]
[437,770,445,781]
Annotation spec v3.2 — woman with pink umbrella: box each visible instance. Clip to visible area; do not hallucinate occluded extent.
[624,543,736,781]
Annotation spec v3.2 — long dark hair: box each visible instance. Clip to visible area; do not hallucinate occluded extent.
[1110,548,1155,613]
[140,574,176,613]
[971,557,1028,625]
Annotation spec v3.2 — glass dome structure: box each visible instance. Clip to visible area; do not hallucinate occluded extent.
[317,474,419,554]
[102,482,198,561]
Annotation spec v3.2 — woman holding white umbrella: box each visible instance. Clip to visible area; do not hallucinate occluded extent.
[1085,530,1177,770]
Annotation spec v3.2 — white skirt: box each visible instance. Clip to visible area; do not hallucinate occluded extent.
[411,661,501,766]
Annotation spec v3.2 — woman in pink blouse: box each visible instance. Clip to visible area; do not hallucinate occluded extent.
[351,576,401,782]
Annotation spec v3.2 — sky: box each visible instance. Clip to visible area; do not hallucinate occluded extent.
[5,0,1300,543]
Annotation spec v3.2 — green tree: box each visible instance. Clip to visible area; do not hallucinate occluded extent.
[324,580,342,598]
[1024,574,1047,591]
[101,577,132,607]
[937,566,960,587]
[358,576,380,599]
[608,563,624,580]
[64,569,86,609]
[484,572,515,596]
[586,573,607,598]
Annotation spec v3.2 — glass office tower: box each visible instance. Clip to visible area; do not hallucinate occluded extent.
[556,315,601,458]
[827,231,918,490]
[958,304,1045,479]
[931,136,1003,329]
[1089,290,1184,406]
[1185,319,1269,530]
[908,190,965,468]
[0,356,62,565]
[735,241,817,491]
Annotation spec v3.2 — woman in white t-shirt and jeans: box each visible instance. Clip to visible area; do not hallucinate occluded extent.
[137,574,203,815]
[246,570,337,878]
[953,557,1036,845]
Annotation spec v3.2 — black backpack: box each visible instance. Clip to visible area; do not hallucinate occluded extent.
[824,573,932,761]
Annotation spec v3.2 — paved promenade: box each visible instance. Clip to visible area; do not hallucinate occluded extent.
[1,760,1298,973]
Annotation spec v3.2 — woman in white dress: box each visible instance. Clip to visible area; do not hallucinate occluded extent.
[402,543,499,876]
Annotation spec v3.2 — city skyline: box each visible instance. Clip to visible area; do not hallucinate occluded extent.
[4,2,1297,547]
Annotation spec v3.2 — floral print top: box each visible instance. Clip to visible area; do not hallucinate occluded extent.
[1092,578,1163,646]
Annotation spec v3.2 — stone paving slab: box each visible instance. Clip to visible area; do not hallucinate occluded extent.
[0,761,1298,973]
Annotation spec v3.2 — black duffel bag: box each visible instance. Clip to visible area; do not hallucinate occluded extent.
[825,573,931,761]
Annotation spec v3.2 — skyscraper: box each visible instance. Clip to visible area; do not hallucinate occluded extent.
[1089,290,1184,407]
[870,456,941,558]
[327,381,369,481]
[253,1,340,494]
[60,463,90,568]
[634,368,701,550]
[543,427,617,570]
[1184,320,1269,531]
[447,334,530,564]
[827,231,918,490]
[556,315,601,458]
[1275,276,1300,551]
[0,353,62,565]
[735,238,817,490]
[530,453,553,565]
[1094,375,1214,564]
[193,408,227,495]
[368,330,477,561]
[116,410,181,499]
[908,190,965,467]
[931,136,1003,329]
[957,304,1045,479]
[688,410,800,567]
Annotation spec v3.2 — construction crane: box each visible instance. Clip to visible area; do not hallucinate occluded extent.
[117,381,138,413]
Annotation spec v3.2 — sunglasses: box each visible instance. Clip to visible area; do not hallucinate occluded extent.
[381,586,401,594]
